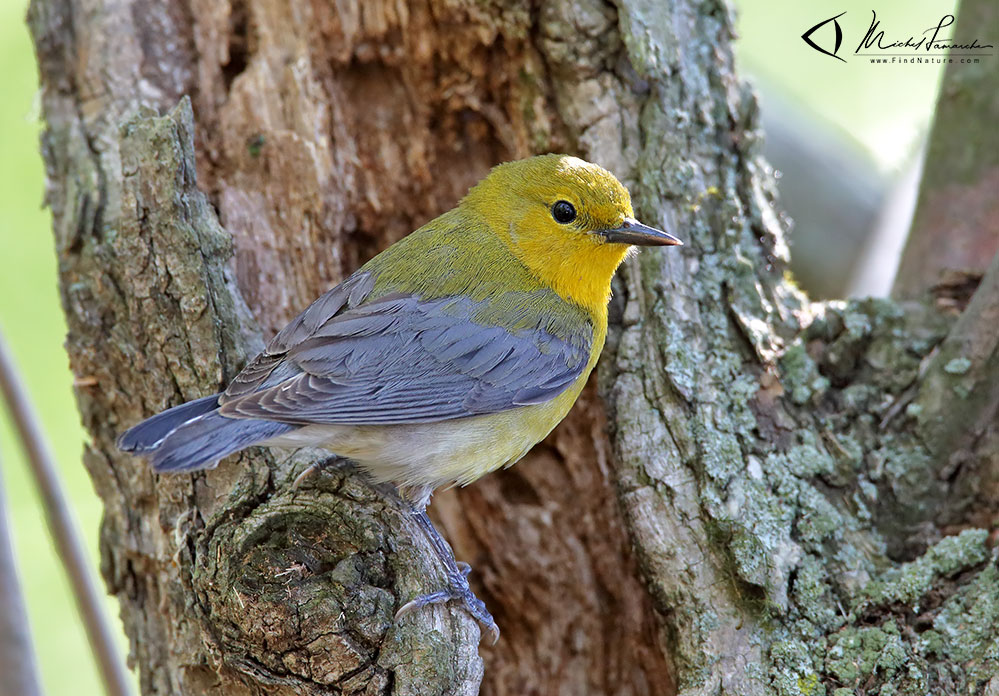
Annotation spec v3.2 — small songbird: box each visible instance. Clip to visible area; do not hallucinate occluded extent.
[118,154,682,642]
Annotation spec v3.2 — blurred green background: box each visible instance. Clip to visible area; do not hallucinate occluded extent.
[0,0,953,694]
[0,2,131,696]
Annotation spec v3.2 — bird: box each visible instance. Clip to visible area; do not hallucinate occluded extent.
[118,153,682,643]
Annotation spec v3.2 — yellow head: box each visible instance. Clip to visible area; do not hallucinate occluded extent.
[461,154,681,313]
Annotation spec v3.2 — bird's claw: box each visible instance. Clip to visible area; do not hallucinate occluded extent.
[395,569,499,644]
[291,463,319,490]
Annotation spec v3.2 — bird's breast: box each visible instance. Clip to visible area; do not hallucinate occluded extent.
[277,366,592,492]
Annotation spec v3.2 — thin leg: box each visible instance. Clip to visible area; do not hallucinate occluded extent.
[395,508,499,644]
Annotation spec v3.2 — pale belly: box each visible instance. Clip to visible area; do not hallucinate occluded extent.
[265,380,584,496]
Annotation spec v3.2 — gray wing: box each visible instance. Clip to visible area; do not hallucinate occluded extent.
[218,283,592,425]
[222,271,377,400]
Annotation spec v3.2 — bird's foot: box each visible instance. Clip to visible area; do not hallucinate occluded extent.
[395,566,499,644]
[395,505,500,643]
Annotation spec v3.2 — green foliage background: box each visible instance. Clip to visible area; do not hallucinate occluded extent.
[0,0,954,693]
[0,2,124,695]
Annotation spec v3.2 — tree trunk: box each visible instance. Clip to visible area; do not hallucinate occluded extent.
[28,0,999,695]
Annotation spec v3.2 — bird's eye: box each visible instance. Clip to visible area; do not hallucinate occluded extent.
[551,200,577,224]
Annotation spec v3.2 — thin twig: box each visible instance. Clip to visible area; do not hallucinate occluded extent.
[0,457,44,696]
[0,329,133,696]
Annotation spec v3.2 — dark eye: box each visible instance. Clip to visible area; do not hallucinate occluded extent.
[551,200,577,224]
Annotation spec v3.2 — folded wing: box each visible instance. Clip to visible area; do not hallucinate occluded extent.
[218,290,592,425]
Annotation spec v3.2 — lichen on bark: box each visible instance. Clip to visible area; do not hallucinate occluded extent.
[596,2,999,694]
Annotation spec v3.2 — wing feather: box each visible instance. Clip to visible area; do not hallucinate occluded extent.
[221,272,376,402]
[219,291,591,425]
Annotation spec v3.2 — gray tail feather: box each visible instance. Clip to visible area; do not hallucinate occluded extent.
[118,393,296,473]
[118,394,223,453]
[149,412,295,472]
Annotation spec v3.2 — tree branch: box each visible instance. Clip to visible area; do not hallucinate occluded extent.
[915,251,999,474]
[893,0,999,298]
[0,456,43,696]
[0,330,132,696]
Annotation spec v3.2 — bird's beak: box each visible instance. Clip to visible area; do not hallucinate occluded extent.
[601,218,683,247]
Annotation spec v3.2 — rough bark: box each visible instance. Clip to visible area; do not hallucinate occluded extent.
[28,0,999,695]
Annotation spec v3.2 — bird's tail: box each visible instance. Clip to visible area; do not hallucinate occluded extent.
[118,394,222,453]
[118,393,295,472]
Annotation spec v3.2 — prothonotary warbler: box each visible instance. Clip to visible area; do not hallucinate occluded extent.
[119,154,682,642]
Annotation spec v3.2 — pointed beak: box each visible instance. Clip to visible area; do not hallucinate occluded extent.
[601,218,683,247]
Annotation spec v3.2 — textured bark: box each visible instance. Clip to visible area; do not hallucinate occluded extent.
[893,0,999,299]
[28,0,999,694]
